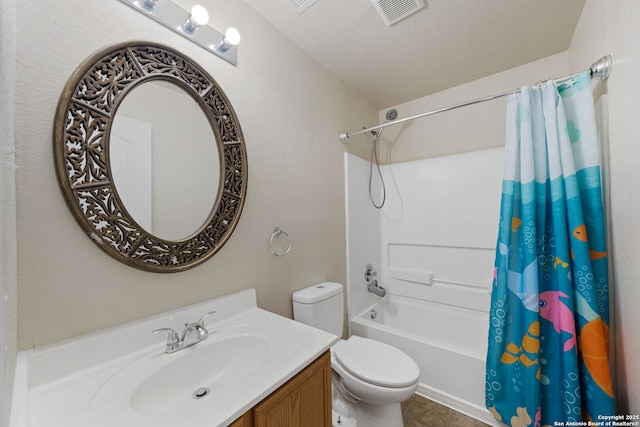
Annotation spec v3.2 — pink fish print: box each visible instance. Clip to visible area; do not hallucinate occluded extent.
[535,407,541,427]
[538,291,576,352]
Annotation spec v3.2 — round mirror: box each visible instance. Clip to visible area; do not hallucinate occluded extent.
[53,42,247,272]
[110,80,220,241]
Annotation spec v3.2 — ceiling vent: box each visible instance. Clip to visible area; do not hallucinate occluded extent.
[371,0,426,26]
[289,0,321,15]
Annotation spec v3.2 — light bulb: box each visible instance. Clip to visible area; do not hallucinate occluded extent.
[183,4,209,33]
[142,0,160,10]
[190,5,209,26]
[224,28,241,46]
[216,27,241,53]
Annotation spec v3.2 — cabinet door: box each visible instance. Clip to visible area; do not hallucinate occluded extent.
[254,351,331,427]
[228,412,253,427]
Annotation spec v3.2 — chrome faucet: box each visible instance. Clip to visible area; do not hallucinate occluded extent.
[367,279,387,297]
[365,263,386,297]
[152,310,216,354]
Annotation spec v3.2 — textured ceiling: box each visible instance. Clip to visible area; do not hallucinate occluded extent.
[242,0,586,109]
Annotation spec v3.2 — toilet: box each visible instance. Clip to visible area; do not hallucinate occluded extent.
[292,282,419,427]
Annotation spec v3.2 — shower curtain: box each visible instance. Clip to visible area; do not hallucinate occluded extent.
[486,72,614,425]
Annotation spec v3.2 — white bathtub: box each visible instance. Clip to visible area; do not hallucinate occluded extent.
[349,294,498,425]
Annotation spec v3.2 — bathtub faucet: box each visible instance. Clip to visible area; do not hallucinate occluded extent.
[367,279,387,297]
[152,310,216,354]
[364,263,386,297]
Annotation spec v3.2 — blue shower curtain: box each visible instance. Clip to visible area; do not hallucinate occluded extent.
[486,72,615,425]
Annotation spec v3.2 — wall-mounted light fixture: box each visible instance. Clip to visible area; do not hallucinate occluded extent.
[118,0,240,66]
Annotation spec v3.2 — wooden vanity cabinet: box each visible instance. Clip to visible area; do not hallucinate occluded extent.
[228,350,332,427]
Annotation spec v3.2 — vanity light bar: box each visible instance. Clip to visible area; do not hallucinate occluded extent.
[118,0,239,66]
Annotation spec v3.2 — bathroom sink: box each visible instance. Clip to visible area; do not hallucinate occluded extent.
[92,324,273,418]
[21,289,339,427]
[131,328,271,414]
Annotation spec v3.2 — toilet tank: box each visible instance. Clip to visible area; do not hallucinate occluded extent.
[292,282,344,337]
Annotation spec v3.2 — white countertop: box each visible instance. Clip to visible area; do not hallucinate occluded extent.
[11,289,338,427]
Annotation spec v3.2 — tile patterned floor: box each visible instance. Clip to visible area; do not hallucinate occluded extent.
[401,394,492,427]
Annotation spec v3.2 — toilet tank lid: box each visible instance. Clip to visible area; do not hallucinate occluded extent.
[292,282,343,304]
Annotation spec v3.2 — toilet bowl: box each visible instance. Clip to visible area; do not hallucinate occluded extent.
[292,282,420,427]
[331,336,419,426]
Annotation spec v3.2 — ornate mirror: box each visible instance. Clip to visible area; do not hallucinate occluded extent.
[53,42,247,272]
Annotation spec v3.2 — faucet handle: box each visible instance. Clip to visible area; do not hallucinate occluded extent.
[197,310,217,328]
[191,311,217,340]
[152,328,180,352]
[364,263,377,282]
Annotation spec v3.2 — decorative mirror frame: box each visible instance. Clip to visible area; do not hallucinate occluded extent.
[53,41,247,273]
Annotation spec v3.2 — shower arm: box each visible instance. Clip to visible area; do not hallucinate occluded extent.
[339,55,612,144]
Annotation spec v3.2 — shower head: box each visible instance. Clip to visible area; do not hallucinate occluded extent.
[339,109,399,143]
[371,109,399,138]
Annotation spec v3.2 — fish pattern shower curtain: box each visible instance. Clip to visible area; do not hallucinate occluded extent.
[486,72,615,426]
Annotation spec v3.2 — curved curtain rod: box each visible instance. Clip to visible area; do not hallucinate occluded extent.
[339,55,612,144]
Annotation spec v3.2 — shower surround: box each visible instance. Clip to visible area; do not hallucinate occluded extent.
[345,149,503,423]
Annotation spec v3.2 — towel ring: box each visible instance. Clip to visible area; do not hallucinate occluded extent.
[270,227,292,257]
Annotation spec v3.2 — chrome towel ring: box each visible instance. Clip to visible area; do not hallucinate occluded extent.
[270,227,292,257]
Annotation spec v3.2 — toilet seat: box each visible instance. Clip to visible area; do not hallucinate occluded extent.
[332,336,419,388]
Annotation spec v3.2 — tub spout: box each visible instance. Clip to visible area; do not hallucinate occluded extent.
[367,280,386,297]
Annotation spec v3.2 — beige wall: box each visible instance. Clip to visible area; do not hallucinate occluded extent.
[568,0,640,413]
[374,53,569,163]
[15,0,375,349]
[1,0,18,424]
